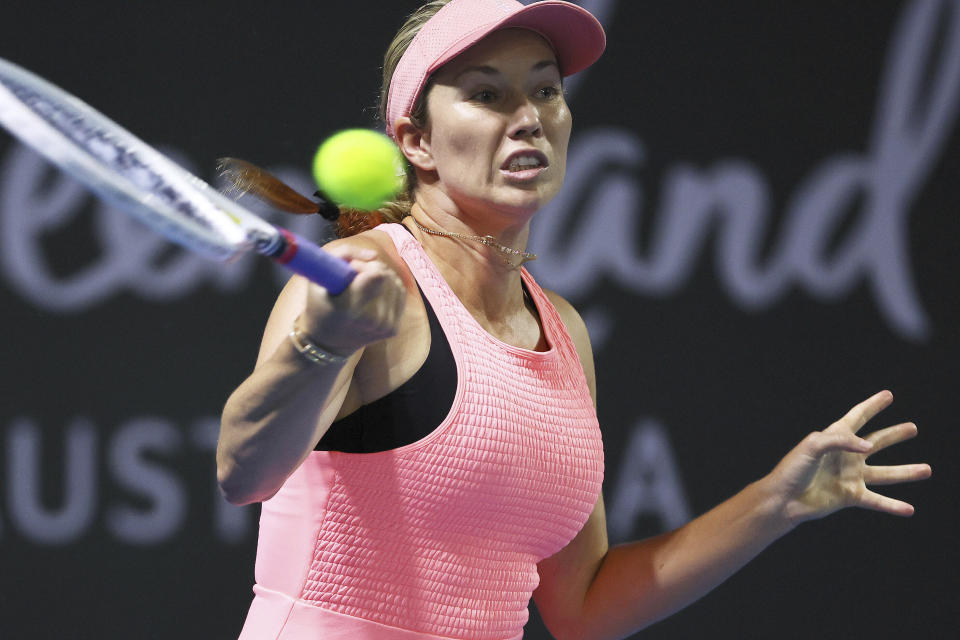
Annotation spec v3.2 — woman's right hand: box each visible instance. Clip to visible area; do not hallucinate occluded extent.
[298,243,407,357]
[218,240,408,505]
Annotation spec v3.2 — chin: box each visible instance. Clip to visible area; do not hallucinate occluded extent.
[495,183,560,215]
[452,183,560,222]
[491,195,548,218]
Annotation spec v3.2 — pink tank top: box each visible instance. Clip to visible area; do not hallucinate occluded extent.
[238,223,604,640]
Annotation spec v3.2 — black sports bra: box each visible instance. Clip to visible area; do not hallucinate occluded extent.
[314,283,457,453]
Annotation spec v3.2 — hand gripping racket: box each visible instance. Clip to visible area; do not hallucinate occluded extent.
[0,57,357,294]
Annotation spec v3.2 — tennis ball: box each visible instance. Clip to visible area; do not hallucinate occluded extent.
[312,128,405,211]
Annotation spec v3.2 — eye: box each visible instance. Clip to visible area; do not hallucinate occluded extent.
[471,89,497,103]
[537,85,562,100]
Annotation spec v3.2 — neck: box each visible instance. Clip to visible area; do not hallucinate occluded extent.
[404,200,532,322]
[411,217,537,266]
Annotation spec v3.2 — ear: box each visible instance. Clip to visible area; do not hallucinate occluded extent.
[395,116,436,172]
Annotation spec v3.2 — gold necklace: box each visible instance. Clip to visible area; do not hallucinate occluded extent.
[411,217,537,266]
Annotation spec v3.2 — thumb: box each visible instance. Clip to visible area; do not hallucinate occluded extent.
[803,430,874,457]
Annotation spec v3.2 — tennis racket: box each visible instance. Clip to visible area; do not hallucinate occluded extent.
[0,56,357,294]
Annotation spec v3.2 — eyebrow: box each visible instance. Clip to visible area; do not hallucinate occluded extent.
[454,60,559,82]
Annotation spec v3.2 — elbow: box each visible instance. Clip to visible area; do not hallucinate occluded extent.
[216,426,273,507]
[216,450,253,505]
[217,461,280,506]
[216,448,281,506]
[217,401,268,505]
[217,393,305,505]
[217,461,256,506]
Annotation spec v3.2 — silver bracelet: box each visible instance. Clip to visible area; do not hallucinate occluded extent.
[288,328,349,365]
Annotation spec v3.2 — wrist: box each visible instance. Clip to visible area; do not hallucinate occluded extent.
[749,475,801,535]
[288,323,355,365]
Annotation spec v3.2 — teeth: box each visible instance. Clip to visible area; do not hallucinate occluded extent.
[508,155,543,171]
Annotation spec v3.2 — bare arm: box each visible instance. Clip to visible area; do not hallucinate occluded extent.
[535,294,931,640]
[217,238,407,505]
[537,478,788,640]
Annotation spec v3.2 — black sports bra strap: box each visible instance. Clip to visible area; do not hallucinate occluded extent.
[315,279,458,453]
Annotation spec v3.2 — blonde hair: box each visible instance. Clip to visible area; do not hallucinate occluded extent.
[337,0,452,237]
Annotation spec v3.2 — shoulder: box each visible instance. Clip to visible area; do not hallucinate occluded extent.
[542,288,597,404]
[267,223,414,318]
[542,289,589,348]
[324,225,416,291]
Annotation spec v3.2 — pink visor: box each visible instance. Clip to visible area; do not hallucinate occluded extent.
[385,0,606,139]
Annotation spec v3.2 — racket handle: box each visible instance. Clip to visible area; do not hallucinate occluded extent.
[268,227,357,295]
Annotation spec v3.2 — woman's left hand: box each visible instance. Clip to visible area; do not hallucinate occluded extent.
[765,390,932,526]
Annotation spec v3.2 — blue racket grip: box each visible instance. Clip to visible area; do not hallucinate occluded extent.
[269,228,357,295]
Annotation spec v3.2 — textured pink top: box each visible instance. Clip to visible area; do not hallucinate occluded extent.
[238,223,604,640]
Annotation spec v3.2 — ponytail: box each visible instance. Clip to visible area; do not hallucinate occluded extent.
[215,0,448,238]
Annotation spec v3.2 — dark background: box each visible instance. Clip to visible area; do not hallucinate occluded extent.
[1,1,957,638]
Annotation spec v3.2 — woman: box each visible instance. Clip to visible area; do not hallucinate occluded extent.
[217,1,931,639]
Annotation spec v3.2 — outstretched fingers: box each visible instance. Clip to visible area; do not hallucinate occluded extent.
[863,463,932,486]
[836,390,894,434]
[800,430,874,457]
[857,490,916,517]
[865,422,918,454]
[862,421,932,485]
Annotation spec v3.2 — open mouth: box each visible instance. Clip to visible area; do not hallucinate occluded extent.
[502,150,549,173]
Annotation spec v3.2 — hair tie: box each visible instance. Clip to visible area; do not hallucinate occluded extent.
[313,190,341,221]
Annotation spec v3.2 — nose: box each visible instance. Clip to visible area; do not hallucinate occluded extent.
[507,100,542,139]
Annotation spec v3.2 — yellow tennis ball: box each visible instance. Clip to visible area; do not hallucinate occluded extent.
[312,128,405,211]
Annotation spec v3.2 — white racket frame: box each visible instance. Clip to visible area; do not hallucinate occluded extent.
[0,57,282,261]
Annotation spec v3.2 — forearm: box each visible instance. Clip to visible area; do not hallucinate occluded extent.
[217,338,356,505]
[579,477,792,640]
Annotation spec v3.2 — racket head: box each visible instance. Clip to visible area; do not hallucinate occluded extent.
[0,56,279,261]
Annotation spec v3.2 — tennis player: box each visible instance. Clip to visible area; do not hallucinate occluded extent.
[217,2,931,638]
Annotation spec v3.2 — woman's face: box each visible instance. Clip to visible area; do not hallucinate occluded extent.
[418,28,572,222]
